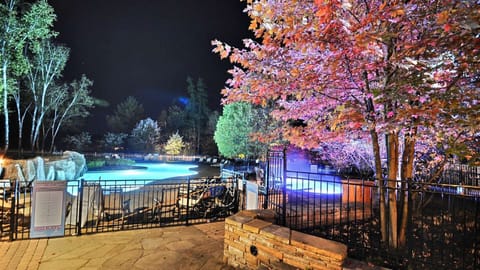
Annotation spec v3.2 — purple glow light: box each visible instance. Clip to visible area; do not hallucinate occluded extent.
[286,178,342,194]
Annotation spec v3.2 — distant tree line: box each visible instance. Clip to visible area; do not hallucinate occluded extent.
[65,77,221,156]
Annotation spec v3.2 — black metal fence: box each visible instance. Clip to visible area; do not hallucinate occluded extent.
[0,176,240,241]
[441,163,480,186]
[261,150,480,269]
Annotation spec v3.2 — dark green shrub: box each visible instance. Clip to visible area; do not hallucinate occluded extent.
[87,159,106,169]
[86,157,135,169]
[104,158,135,166]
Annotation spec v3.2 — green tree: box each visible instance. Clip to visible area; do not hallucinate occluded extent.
[185,77,210,154]
[129,117,160,153]
[103,132,128,152]
[202,110,219,156]
[164,131,185,155]
[106,96,145,133]
[63,131,91,152]
[164,104,187,138]
[0,0,56,153]
[214,102,268,159]
[157,109,168,129]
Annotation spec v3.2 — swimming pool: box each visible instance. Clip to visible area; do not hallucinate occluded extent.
[67,163,199,195]
[82,162,198,181]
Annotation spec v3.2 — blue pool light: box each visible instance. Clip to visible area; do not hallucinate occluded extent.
[286,177,342,195]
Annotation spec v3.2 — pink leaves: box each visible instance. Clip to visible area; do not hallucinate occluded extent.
[212,0,479,155]
[243,38,257,49]
[406,87,415,95]
[418,96,427,104]
[211,40,230,59]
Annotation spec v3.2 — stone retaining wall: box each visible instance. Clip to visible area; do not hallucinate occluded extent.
[224,210,347,270]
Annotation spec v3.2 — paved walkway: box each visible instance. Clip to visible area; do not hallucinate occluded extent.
[0,220,385,270]
[0,222,233,270]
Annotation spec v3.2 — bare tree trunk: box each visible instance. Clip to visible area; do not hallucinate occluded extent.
[41,123,49,153]
[16,107,23,155]
[371,129,387,243]
[13,95,30,155]
[398,128,416,247]
[30,106,37,150]
[2,63,10,154]
[387,131,399,249]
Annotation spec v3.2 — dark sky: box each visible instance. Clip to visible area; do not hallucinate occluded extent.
[49,0,251,135]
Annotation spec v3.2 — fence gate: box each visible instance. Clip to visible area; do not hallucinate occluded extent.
[264,149,287,225]
[1,181,32,241]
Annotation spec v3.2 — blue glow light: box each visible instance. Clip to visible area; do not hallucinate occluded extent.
[286,178,342,194]
[178,97,189,105]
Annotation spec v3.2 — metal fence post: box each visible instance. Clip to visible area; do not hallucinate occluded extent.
[9,181,17,241]
[407,178,413,263]
[282,148,287,227]
[186,177,191,226]
[264,151,270,210]
[77,179,84,236]
[238,175,242,212]
[475,197,479,269]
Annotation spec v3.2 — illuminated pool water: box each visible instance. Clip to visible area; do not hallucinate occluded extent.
[82,162,198,181]
[286,178,342,194]
[285,171,342,194]
[68,163,199,195]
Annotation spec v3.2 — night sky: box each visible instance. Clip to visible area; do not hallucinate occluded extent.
[49,0,252,135]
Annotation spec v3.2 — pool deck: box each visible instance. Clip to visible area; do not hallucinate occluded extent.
[0,220,388,270]
[0,222,234,270]
[0,164,232,270]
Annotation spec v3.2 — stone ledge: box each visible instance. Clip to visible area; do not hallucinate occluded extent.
[236,210,260,219]
[243,219,272,234]
[259,224,290,245]
[291,230,347,261]
[225,214,254,228]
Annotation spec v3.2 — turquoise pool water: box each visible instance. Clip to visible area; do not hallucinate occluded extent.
[82,162,198,181]
[68,163,198,195]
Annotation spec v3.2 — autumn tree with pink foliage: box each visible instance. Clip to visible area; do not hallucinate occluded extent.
[213,0,479,248]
